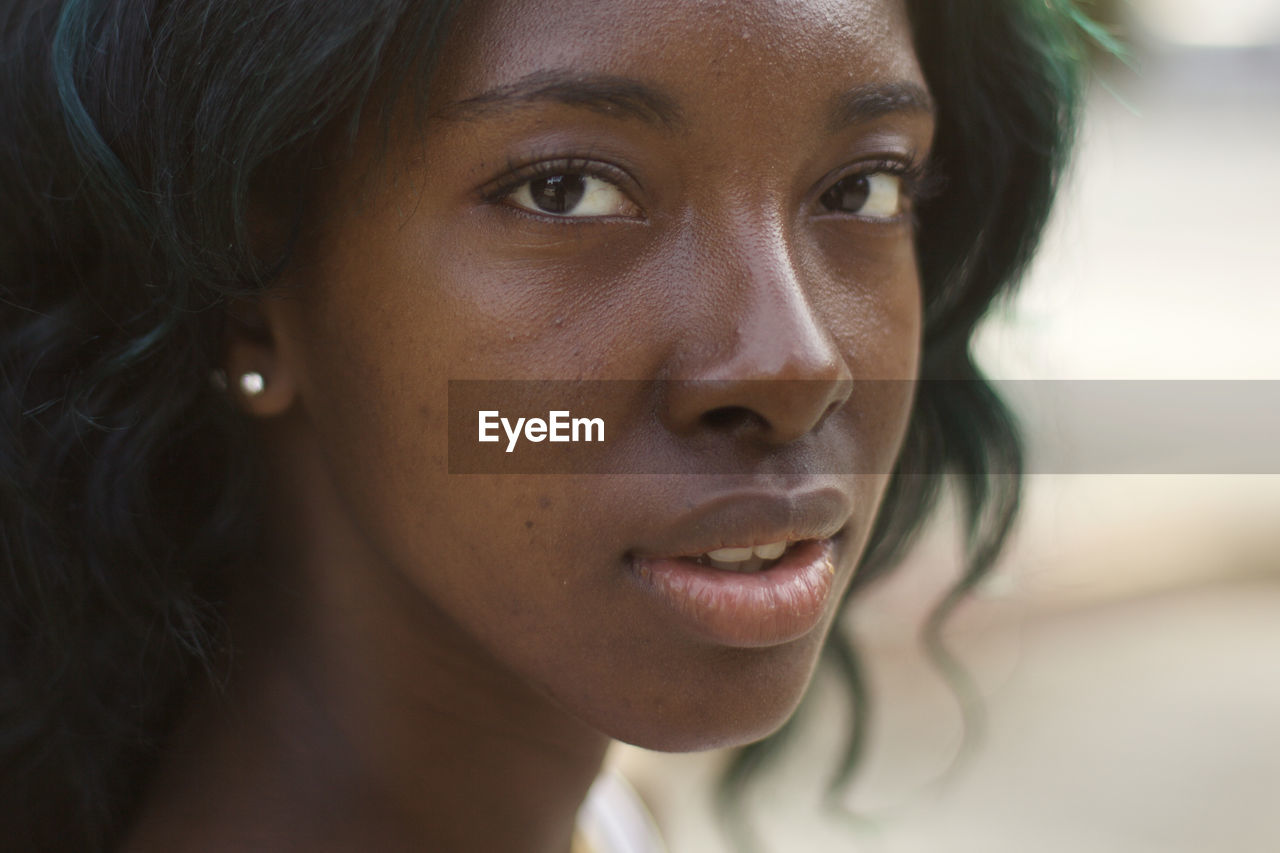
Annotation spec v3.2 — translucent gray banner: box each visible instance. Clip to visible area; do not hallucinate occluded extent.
[446,380,1280,474]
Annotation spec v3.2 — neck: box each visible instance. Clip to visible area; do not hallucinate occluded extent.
[130,556,610,853]
[126,430,610,852]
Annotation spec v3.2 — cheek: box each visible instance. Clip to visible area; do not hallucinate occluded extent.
[810,231,923,474]
[810,223,924,365]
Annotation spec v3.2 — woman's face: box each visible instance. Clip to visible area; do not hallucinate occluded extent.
[257,0,932,750]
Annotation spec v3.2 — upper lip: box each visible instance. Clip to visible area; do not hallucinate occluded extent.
[629,486,853,560]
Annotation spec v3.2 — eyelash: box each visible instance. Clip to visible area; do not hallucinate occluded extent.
[481,157,632,207]
[818,158,935,216]
[480,155,938,218]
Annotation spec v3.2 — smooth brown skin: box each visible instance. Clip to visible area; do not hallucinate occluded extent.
[127,0,935,850]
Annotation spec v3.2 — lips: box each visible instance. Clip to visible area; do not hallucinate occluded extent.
[626,487,851,647]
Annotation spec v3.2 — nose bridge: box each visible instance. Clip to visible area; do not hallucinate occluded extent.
[662,206,854,443]
[722,214,837,379]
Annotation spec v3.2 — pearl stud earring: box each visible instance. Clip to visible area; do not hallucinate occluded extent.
[238,371,266,397]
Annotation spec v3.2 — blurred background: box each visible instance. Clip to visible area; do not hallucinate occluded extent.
[614,2,1280,849]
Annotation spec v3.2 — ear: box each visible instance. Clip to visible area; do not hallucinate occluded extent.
[222,297,299,417]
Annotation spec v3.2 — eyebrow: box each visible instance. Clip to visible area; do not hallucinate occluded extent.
[434,70,685,130]
[828,82,935,131]
[434,71,934,134]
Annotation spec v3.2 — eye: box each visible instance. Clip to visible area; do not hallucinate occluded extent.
[819,171,903,220]
[506,172,638,218]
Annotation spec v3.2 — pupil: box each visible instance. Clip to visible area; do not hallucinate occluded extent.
[821,175,869,212]
[531,174,586,214]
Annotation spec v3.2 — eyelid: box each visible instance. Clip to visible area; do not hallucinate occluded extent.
[480,156,643,216]
[814,156,934,221]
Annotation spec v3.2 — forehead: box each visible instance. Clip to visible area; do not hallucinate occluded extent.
[429,0,924,115]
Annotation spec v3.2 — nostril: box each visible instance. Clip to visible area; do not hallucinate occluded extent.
[818,397,845,427]
[700,405,768,433]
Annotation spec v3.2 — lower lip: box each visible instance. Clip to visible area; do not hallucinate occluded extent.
[630,539,838,648]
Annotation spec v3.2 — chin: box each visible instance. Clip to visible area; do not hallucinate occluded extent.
[567,640,825,753]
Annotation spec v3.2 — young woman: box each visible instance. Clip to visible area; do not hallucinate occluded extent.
[0,0,1086,850]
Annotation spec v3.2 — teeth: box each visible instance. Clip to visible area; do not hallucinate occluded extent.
[703,540,790,570]
[706,546,754,562]
[709,557,768,573]
[754,541,787,560]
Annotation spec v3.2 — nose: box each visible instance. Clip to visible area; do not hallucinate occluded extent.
[661,221,854,445]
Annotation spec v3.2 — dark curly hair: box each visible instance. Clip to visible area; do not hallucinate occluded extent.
[0,1,1089,850]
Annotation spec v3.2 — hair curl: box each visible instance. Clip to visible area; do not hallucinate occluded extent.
[0,1,1086,850]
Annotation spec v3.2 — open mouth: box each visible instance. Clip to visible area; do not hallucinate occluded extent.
[623,487,852,645]
[630,537,840,647]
